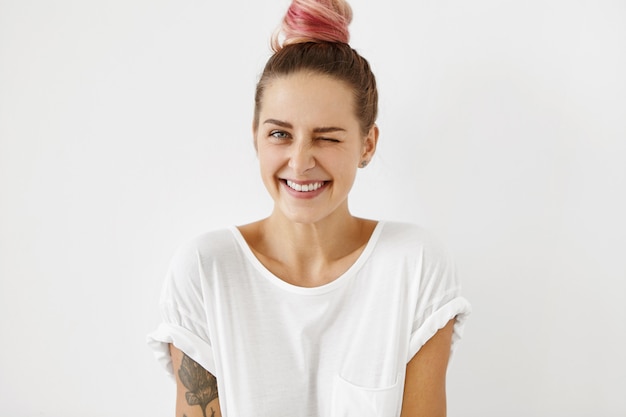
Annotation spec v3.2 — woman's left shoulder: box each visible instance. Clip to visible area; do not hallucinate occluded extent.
[376,221,454,264]
[378,221,441,247]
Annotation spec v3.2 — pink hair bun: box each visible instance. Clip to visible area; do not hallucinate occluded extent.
[272,0,353,51]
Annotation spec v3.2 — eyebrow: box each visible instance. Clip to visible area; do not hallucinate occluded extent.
[263,119,346,133]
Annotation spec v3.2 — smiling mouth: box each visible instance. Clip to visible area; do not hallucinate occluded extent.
[284,180,327,192]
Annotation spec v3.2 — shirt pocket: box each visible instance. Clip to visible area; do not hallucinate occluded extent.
[330,373,402,417]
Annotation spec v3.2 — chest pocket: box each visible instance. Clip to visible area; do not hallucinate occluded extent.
[330,374,402,417]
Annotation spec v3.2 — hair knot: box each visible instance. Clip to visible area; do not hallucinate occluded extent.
[272,0,353,52]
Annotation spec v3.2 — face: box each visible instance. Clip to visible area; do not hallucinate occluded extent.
[254,71,378,225]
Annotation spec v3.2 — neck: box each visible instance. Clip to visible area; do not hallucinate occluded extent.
[264,207,363,263]
[239,207,377,287]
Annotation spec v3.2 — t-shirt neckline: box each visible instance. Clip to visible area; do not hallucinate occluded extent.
[229,221,386,295]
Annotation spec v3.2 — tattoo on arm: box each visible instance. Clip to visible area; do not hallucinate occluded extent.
[178,353,219,417]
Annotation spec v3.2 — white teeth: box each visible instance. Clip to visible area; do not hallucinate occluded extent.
[286,180,324,192]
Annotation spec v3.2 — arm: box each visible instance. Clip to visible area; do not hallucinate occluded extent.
[400,318,455,417]
[169,344,222,417]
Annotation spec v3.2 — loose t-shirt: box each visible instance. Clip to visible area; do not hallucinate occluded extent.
[147,221,471,417]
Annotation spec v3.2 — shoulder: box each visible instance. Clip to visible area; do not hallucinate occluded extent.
[169,228,239,272]
[378,221,444,252]
[376,221,453,269]
[162,228,242,296]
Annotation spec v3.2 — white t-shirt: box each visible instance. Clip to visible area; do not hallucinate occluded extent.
[148,221,471,417]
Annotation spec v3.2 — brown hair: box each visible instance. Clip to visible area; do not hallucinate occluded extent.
[253,0,378,135]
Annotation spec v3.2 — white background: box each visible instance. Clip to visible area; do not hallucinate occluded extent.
[1,0,625,416]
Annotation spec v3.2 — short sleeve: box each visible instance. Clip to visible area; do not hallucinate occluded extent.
[146,242,216,378]
[407,235,471,362]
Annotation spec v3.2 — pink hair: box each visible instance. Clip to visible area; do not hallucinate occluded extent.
[272,0,353,52]
[255,0,378,135]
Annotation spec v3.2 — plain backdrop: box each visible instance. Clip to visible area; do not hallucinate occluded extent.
[1,0,625,416]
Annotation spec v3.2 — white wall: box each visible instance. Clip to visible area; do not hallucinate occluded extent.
[1,0,624,416]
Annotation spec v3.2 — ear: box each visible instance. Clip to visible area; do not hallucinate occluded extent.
[360,124,379,164]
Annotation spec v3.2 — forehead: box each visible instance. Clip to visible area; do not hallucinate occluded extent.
[260,72,357,125]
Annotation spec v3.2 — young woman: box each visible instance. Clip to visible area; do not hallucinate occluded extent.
[148,0,471,416]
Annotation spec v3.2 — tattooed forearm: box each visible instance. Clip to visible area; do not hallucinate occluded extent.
[178,353,218,417]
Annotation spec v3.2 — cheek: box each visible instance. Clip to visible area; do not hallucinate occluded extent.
[327,152,359,181]
[332,147,361,168]
[257,146,283,174]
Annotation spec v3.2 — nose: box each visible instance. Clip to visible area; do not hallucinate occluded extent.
[288,142,315,174]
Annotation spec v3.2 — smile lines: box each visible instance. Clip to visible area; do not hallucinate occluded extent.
[285,180,325,192]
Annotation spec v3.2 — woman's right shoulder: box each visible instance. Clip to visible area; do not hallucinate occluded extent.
[169,227,239,268]
[158,229,241,316]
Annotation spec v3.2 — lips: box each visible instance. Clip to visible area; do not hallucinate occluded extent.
[280,179,330,198]
[285,180,326,192]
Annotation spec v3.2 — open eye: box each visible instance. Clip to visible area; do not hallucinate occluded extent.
[270,130,290,140]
